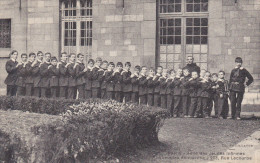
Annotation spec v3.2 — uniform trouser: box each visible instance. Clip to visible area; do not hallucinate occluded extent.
[16,86,25,96]
[124,92,131,103]
[173,96,182,116]
[68,87,76,99]
[201,97,209,117]
[131,92,139,103]
[92,88,100,98]
[167,94,173,116]
[25,84,33,96]
[115,91,123,102]
[160,94,167,109]
[154,93,160,107]
[147,94,154,106]
[182,95,190,115]
[101,89,106,99]
[33,87,41,98]
[218,95,229,118]
[85,90,92,99]
[139,95,147,105]
[208,95,218,116]
[41,88,51,98]
[51,87,58,98]
[195,97,203,117]
[106,91,114,99]
[229,91,244,118]
[77,85,85,99]
[59,86,67,98]
[189,97,198,117]
[6,85,17,96]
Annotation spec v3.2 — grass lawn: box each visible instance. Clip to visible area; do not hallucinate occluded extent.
[117,118,260,163]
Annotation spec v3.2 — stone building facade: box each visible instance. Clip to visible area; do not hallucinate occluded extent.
[0,0,259,101]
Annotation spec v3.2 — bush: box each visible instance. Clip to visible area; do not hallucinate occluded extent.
[33,99,168,162]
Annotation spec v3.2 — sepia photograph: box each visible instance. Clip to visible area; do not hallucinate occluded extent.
[0,0,259,162]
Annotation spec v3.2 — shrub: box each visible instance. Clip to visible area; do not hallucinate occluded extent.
[33,99,168,162]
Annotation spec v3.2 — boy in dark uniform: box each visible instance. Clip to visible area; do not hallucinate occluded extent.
[100,60,108,99]
[209,73,219,117]
[5,50,19,96]
[91,57,103,98]
[25,52,36,96]
[187,71,200,117]
[159,70,168,109]
[139,66,148,105]
[39,52,52,98]
[173,69,183,117]
[84,59,94,99]
[49,57,59,98]
[146,68,155,106]
[105,62,115,99]
[131,65,141,103]
[67,53,77,99]
[114,62,123,102]
[59,52,69,98]
[75,53,85,99]
[217,71,229,119]
[16,53,28,96]
[153,66,163,107]
[166,69,175,117]
[122,62,132,103]
[229,57,253,120]
[32,51,44,97]
[181,68,191,117]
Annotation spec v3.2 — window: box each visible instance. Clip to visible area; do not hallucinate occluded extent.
[61,0,92,58]
[0,19,11,48]
[157,0,208,70]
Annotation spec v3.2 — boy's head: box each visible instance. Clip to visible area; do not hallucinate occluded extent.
[162,69,168,77]
[200,69,207,78]
[29,52,36,62]
[183,68,190,77]
[176,68,183,77]
[77,53,84,62]
[211,73,218,82]
[101,60,108,69]
[235,57,242,68]
[157,66,163,74]
[116,62,123,71]
[68,53,76,62]
[134,65,141,74]
[218,71,225,79]
[148,68,155,76]
[95,57,102,67]
[125,62,131,70]
[169,69,176,77]
[108,62,115,70]
[51,57,58,66]
[88,59,95,67]
[45,52,51,62]
[37,51,44,61]
[21,53,28,62]
[10,50,18,60]
[191,71,198,79]
[60,52,68,62]
[140,66,147,74]
[204,71,211,81]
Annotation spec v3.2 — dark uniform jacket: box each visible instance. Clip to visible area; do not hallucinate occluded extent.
[39,62,51,88]
[122,70,132,92]
[196,78,204,97]
[91,66,103,88]
[183,63,201,77]
[173,77,182,96]
[139,75,148,96]
[75,62,85,86]
[199,80,212,98]
[32,60,42,87]
[114,70,123,92]
[4,59,18,86]
[15,63,27,87]
[49,65,59,87]
[84,68,92,91]
[131,75,139,93]
[25,61,34,84]
[181,76,191,96]
[67,63,76,87]
[217,79,229,96]
[159,77,167,95]
[146,77,154,94]
[187,78,200,97]
[59,61,69,87]
[166,78,174,95]
[101,69,107,90]
[104,70,115,92]
[229,67,253,92]
[153,74,162,93]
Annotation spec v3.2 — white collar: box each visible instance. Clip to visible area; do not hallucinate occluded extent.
[45,61,51,64]
[11,58,16,62]
[95,65,100,69]
[87,66,93,69]
[235,66,244,70]
[156,73,161,76]
[38,59,43,63]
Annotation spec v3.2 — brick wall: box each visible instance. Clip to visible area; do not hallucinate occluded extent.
[92,0,156,69]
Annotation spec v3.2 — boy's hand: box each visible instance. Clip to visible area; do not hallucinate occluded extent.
[234,82,239,85]
[189,78,193,81]
[48,65,52,69]
[220,94,223,98]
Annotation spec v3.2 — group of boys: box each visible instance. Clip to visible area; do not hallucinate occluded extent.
[5,50,254,120]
